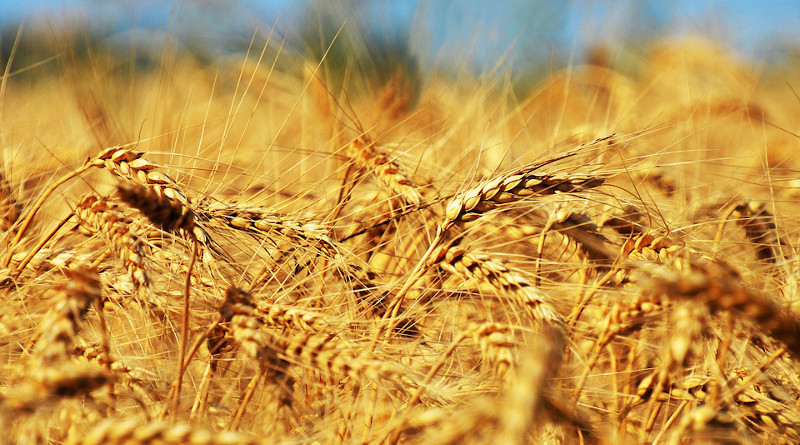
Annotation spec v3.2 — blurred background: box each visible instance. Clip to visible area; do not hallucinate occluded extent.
[2,0,799,79]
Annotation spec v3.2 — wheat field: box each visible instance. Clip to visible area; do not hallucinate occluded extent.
[1,18,800,444]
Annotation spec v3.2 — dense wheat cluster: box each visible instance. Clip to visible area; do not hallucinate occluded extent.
[2,23,800,444]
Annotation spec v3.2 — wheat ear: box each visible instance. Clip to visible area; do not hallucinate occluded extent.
[69,418,260,445]
[432,244,565,327]
[380,158,603,338]
[732,201,782,264]
[638,261,800,356]
[496,325,567,445]
[4,145,214,266]
[441,169,604,231]
[1,365,112,414]
[198,201,337,255]
[0,171,21,232]
[117,183,199,417]
[344,134,422,206]
[550,208,614,263]
[32,268,102,364]
[221,287,411,387]
[74,194,150,289]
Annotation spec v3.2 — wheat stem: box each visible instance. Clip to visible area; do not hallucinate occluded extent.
[171,238,199,419]
[12,212,73,277]
[3,164,92,267]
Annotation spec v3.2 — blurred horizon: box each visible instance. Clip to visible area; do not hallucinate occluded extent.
[1,0,799,78]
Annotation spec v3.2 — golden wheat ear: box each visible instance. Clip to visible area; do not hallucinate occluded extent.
[198,200,338,257]
[1,365,112,415]
[97,148,218,263]
[431,243,565,328]
[221,286,425,400]
[117,184,196,236]
[1,267,111,416]
[378,147,608,339]
[442,170,605,230]
[73,194,150,290]
[0,171,21,232]
[3,145,215,266]
[638,261,800,357]
[731,201,783,264]
[32,267,102,364]
[95,147,192,206]
[67,418,261,445]
[344,134,423,207]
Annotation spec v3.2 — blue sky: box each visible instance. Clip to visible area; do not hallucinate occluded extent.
[1,1,799,67]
